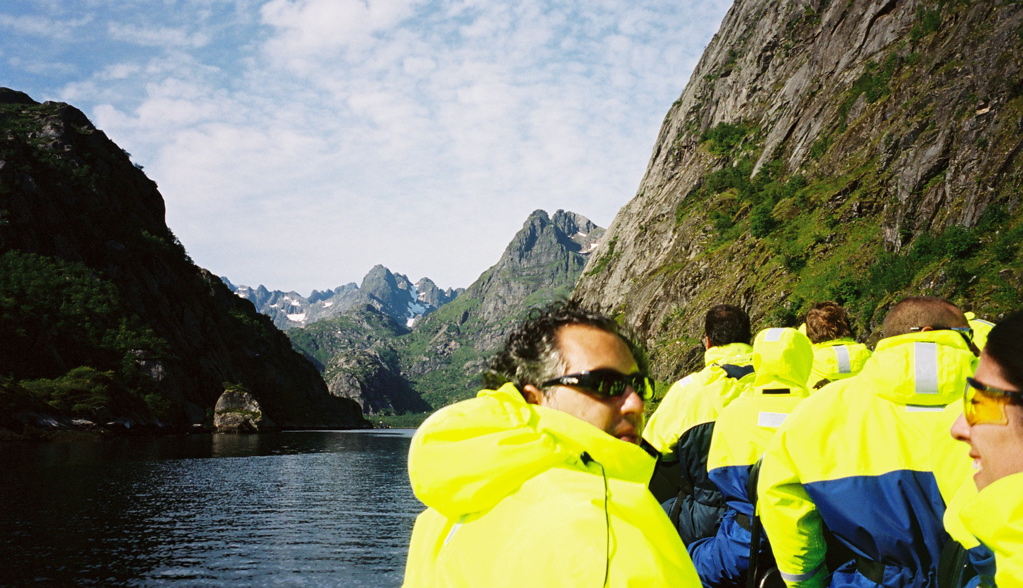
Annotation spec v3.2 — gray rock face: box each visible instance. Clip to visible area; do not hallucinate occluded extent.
[573,0,1023,378]
[214,388,277,433]
[458,209,605,349]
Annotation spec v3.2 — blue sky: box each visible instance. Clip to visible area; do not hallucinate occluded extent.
[2,0,731,295]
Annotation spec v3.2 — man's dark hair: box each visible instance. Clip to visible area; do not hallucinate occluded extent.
[704,304,751,347]
[805,301,854,344]
[882,296,966,338]
[482,300,648,395]
[985,310,1023,398]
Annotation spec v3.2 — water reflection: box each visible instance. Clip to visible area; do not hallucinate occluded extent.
[0,430,421,587]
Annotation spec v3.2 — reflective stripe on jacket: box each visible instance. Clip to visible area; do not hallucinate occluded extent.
[806,338,871,390]
[403,383,700,587]
[691,328,814,587]
[757,331,977,588]
[960,471,1023,587]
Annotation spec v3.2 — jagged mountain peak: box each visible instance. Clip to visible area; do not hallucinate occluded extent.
[230,265,459,330]
[500,209,604,265]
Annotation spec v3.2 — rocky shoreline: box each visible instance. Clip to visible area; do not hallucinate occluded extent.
[0,387,373,442]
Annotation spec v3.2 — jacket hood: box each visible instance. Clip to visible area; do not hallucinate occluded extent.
[751,328,813,395]
[859,331,977,406]
[407,383,656,519]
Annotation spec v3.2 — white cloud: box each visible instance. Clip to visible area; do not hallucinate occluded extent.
[8,0,732,294]
[260,0,425,58]
[107,22,211,48]
[0,12,91,41]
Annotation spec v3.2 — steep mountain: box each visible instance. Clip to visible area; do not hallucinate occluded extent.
[0,88,368,434]
[573,0,1023,380]
[391,209,604,408]
[228,266,461,330]
[287,208,604,412]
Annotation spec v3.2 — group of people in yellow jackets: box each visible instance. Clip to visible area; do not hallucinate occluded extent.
[401,297,1021,587]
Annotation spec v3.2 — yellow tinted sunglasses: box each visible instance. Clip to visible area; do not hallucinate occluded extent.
[963,377,1023,426]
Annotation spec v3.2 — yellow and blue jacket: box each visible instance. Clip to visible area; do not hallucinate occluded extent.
[689,328,814,587]
[403,383,701,587]
[644,342,756,459]
[644,342,755,543]
[757,331,977,588]
[806,338,871,390]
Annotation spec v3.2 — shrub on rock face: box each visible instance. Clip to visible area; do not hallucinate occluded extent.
[213,385,278,433]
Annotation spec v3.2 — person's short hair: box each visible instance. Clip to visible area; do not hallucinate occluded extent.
[984,311,1023,400]
[482,300,649,396]
[805,301,853,344]
[882,296,967,338]
[705,304,752,347]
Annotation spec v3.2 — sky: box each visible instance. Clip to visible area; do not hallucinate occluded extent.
[1,0,732,295]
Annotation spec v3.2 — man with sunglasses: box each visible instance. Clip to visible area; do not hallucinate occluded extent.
[757,296,977,588]
[403,301,700,587]
[951,311,1023,585]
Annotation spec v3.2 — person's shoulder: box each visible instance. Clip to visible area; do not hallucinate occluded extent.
[777,380,855,429]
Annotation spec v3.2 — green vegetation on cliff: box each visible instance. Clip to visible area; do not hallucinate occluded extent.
[574,0,1023,379]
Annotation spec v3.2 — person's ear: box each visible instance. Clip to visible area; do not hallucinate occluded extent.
[521,384,545,406]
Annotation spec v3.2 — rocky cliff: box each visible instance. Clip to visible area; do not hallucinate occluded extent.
[574,0,1023,379]
[0,89,369,434]
[287,304,431,415]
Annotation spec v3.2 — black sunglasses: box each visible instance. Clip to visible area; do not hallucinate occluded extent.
[541,368,654,401]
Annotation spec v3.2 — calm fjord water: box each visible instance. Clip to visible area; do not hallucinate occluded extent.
[0,430,422,587]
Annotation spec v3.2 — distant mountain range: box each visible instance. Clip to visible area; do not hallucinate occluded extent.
[232,209,604,415]
[224,267,462,330]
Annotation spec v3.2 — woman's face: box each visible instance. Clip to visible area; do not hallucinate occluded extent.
[951,351,1023,490]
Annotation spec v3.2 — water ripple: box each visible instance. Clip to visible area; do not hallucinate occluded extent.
[0,431,423,587]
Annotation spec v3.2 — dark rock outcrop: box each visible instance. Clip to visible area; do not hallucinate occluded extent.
[214,388,277,433]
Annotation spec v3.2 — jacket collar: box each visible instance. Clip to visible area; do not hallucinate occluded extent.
[858,331,977,406]
[704,342,754,367]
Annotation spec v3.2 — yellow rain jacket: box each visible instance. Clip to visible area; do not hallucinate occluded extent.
[806,338,871,390]
[757,331,977,588]
[964,312,994,353]
[930,403,980,550]
[644,342,755,459]
[960,472,1023,586]
[403,383,700,587]
[690,328,814,587]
